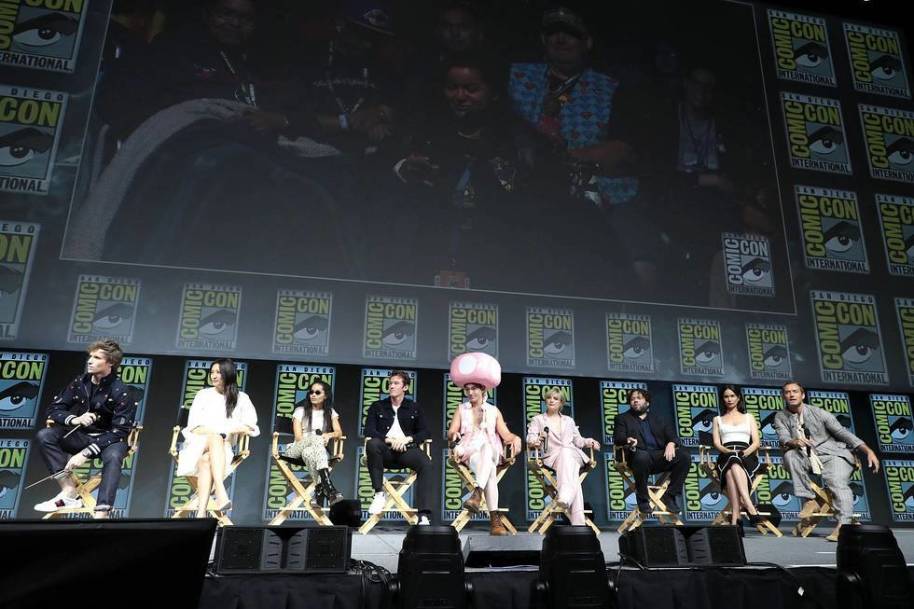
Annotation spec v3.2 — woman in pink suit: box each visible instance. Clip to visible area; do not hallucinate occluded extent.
[526,389,600,526]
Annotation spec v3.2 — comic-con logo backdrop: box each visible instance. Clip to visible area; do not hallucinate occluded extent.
[262,364,336,522]
[0,351,46,430]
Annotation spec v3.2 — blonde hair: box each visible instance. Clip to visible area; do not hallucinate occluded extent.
[544,388,565,406]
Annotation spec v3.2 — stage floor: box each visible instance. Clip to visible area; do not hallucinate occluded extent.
[349,525,914,573]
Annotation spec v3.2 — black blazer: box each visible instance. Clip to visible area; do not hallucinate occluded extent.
[364,398,430,445]
[613,409,679,451]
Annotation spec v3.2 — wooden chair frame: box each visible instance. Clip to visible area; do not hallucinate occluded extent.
[168,424,251,527]
[268,432,346,526]
[527,445,599,534]
[612,447,684,533]
[792,455,861,538]
[358,439,432,535]
[698,445,782,537]
[43,421,143,520]
[447,442,517,534]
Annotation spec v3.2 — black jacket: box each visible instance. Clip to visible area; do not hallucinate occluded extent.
[364,398,430,445]
[47,372,137,456]
[613,409,679,451]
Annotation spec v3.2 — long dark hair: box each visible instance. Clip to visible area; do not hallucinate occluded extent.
[212,359,239,416]
[719,384,745,414]
[303,380,333,434]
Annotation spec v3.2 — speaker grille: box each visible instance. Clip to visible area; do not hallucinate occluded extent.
[217,528,265,573]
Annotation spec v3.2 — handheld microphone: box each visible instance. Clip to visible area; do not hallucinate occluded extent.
[542,426,550,453]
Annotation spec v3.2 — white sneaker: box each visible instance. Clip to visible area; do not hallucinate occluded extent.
[34,492,82,512]
[368,491,387,515]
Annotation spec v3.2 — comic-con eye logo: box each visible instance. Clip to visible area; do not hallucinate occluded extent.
[0,351,46,430]
[768,10,835,86]
[722,233,774,296]
[859,105,914,184]
[604,455,637,521]
[449,302,497,359]
[884,461,914,522]
[741,387,783,448]
[176,283,241,351]
[795,186,869,273]
[810,291,888,386]
[808,390,856,435]
[685,458,725,521]
[118,357,152,423]
[0,0,89,73]
[0,221,39,341]
[673,384,718,447]
[272,290,332,356]
[600,380,644,445]
[877,195,914,277]
[364,296,417,360]
[844,23,911,99]
[896,298,914,387]
[605,313,653,373]
[527,307,575,369]
[745,323,791,381]
[358,368,417,437]
[781,92,851,174]
[678,319,723,377]
[0,87,67,195]
[870,394,914,454]
[67,275,141,345]
[0,438,30,517]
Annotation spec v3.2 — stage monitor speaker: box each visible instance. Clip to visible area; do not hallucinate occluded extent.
[619,525,745,567]
[215,525,351,574]
[0,519,216,609]
[395,525,468,609]
[837,524,912,609]
[539,526,610,609]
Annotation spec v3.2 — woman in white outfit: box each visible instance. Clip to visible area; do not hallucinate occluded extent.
[284,380,344,505]
[176,359,259,518]
[526,389,600,526]
[712,385,762,527]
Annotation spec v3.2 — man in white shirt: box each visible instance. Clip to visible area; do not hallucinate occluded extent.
[363,371,434,525]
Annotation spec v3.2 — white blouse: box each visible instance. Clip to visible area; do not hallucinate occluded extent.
[185,387,260,440]
[716,414,752,445]
[291,406,338,433]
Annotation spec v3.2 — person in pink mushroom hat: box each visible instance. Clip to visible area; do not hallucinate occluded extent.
[446,352,522,535]
[526,388,600,526]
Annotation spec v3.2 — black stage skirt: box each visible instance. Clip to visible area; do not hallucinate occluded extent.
[715,442,760,488]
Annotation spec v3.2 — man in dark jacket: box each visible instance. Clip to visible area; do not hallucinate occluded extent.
[363,370,434,524]
[613,388,689,514]
[34,340,137,518]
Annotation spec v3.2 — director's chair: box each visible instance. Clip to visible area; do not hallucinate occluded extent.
[168,407,251,526]
[447,441,517,534]
[358,439,433,535]
[792,455,862,540]
[612,446,684,533]
[268,415,346,526]
[698,445,782,537]
[527,444,599,534]
[43,420,143,520]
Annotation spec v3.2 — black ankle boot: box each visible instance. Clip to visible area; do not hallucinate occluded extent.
[318,469,343,505]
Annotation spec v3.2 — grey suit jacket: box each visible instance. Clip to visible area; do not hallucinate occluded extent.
[773,404,862,464]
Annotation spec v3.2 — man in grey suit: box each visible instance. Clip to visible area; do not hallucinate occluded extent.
[773,381,880,541]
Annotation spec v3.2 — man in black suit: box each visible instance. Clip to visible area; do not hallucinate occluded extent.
[613,388,689,514]
[364,371,434,524]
